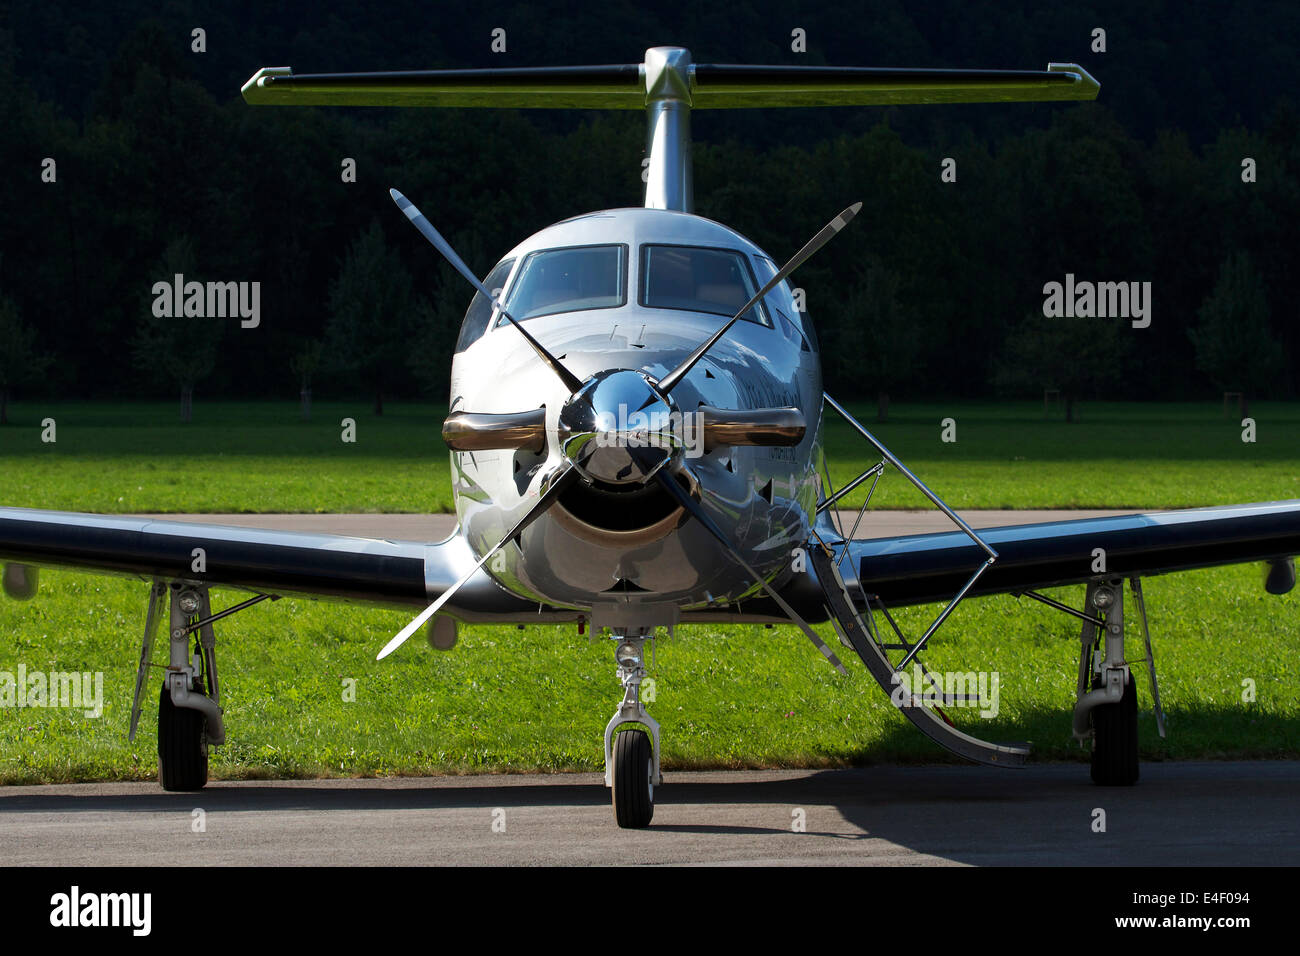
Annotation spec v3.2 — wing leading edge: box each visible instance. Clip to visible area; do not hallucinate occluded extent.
[5,502,1296,624]
[846,501,1300,608]
[0,507,537,619]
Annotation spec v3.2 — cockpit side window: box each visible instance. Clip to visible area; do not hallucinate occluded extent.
[639,245,772,327]
[756,255,815,352]
[455,258,515,353]
[498,244,627,323]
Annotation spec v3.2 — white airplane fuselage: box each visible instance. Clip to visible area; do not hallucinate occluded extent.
[448,207,827,628]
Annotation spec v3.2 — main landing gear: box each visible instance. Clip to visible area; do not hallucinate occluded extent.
[130,581,274,791]
[603,631,661,828]
[1070,577,1164,785]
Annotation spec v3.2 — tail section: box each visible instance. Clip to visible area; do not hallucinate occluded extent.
[242,49,1098,213]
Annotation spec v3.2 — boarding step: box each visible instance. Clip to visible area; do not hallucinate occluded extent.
[810,544,1029,768]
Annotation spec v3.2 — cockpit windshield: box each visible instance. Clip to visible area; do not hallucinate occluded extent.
[456,257,515,352]
[639,244,769,326]
[501,244,626,322]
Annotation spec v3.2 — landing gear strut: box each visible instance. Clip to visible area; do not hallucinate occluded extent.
[158,584,221,791]
[1070,578,1161,786]
[603,632,660,828]
[129,581,274,792]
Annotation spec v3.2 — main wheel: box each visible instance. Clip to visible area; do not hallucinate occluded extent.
[158,683,209,792]
[1090,672,1139,786]
[612,729,654,828]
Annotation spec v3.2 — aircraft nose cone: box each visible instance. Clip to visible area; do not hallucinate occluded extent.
[559,369,679,485]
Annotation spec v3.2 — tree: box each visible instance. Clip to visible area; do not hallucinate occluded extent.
[405,286,462,407]
[290,339,324,421]
[0,293,51,425]
[131,236,222,423]
[324,222,417,415]
[1188,252,1283,417]
[994,312,1132,423]
[827,258,920,422]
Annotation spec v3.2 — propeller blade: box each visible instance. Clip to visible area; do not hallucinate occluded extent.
[653,468,847,675]
[389,188,584,394]
[377,463,577,659]
[656,202,861,395]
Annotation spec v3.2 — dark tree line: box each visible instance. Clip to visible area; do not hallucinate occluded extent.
[0,2,1296,419]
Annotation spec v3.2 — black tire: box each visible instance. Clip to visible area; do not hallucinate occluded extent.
[612,729,654,828]
[158,683,209,792]
[1091,673,1139,786]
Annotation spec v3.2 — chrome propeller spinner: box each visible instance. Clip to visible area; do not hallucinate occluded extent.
[558,369,687,486]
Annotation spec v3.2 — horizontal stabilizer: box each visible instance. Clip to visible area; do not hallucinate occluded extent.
[242,61,1098,110]
[242,65,645,109]
[691,62,1098,107]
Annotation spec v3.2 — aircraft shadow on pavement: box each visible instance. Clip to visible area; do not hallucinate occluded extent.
[2,760,1297,865]
[2,703,1297,864]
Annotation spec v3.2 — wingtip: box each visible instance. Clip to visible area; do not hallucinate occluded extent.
[1047,62,1100,99]
[849,201,863,215]
[240,66,292,104]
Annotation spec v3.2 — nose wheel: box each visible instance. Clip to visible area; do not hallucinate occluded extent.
[603,633,661,829]
[612,727,654,828]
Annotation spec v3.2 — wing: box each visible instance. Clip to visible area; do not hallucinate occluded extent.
[845,501,1300,607]
[0,507,537,620]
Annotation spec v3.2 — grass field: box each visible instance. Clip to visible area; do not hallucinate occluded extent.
[0,400,1297,513]
[1,400,1298,783]
[2,564,1295,784]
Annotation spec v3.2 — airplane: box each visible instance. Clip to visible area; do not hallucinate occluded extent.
[3,47,1299,829]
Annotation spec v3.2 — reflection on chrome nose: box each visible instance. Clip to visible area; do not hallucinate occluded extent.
[559,368,682,485]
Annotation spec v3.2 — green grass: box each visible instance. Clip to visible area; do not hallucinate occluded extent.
[823,400,1300,510]
[1,399,1298,782]
[1,562,1295,785]
[0,402,456,514]
[1,400,1297,513]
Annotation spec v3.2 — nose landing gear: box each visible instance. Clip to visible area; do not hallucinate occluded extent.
[603,632,660,828]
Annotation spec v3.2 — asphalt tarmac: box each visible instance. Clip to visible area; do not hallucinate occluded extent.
[1,762,1294,865]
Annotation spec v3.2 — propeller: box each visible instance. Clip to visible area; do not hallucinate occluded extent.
[382,193,860,669]
[651,464,846,675]
[377,463,578,659]
[655,202,861,395]
[390,188,584,393]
